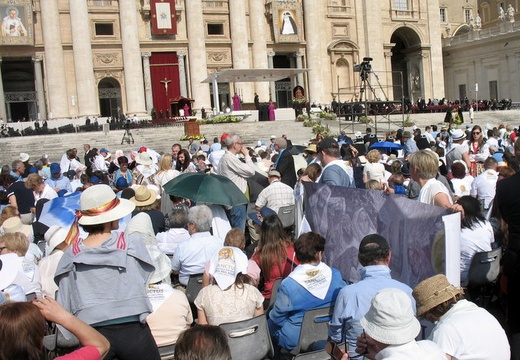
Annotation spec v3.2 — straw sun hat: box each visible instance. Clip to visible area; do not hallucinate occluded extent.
[131,186,158,207]
[412,274,464,317]
[78,184,135,226]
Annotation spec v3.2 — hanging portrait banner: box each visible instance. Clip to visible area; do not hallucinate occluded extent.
[272,1,302,44]
[302,182,460,289]
[151,0,177,35]
[0,0,33,45]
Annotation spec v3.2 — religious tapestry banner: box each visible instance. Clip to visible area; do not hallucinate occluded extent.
[0,0,33,45]
[151,0,177,35]
[302,182,460,289]
[272,1,302,44]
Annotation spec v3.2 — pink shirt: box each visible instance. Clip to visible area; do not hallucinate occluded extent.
[57,346,100,360]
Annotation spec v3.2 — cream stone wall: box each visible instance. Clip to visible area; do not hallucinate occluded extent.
[0,0,498,122]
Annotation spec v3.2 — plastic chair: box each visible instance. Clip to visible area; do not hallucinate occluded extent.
[266,277,282,314]
[158,344,175,360]
[278,205,295,229]
[467,248,502,307]
[219,314,274,360]
[292,343,347,360]
[185,273,204,320]
[290,306,335,356]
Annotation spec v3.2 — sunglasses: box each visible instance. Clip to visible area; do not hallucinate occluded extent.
[472,131,481,135]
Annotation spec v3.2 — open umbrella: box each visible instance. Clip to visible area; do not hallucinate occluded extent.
[369,141,403,152]
[163,172,249,206]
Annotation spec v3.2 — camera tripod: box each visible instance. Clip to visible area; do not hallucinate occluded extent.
[121,127,134,145]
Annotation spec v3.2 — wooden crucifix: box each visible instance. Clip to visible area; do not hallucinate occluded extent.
[160,78,172,96]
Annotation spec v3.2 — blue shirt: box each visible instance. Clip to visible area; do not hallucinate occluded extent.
[328,265,415,358]
[268,264,345,351]
[45,174,72,193]
[403,139,419,158]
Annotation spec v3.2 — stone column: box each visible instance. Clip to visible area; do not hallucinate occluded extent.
[177,51,188,97]
[119,0,147,115]
[426,0,445,99]
[249,0,269,102]
[0,57,6,121]
[32,55,47,120]
[141,52,153,114]
[229,0,253,102]
[295,51,304,86]
[267,51,276,102]
[302,0,330,104]
[185,0,211,109]
[69,0,98,117]
[40,0,69,118]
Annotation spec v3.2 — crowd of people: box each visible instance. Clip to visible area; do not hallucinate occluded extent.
[0,118,517,359]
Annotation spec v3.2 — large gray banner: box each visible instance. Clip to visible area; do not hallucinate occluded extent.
[303,182,450,288]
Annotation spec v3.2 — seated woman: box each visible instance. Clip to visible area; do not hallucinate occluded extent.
[0,296,109,360]
[127,213,193,348]
[267,232,346,353]
[195,246,264,326]
[250,214,299,305]
[363,149,386,184]
[54,184,160,360]
[457,196,494,286]
[0,232,42,297]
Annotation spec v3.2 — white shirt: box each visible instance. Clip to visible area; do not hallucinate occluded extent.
[470,169,498,209]
[375,340,446,360]
[430,299,510,360]
[450,176,474,197]
[418,178,452,206]
[93,154,108,172]
[208,149,226,174]
[255,180,295,213]
[171,231,223,285]
[460,221,494,285]
[156,228,190,256]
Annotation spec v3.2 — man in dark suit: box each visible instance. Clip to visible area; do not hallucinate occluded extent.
[274,137,297,188]
[495,138,520,359]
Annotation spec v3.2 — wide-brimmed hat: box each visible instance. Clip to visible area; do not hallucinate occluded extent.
[1,217,31,237]
[0,253,18,290]
[135,152,153,166]
[413,274,464,317]
[19,153,30,162]
[208,247,249,290]
[248,207,277,226]
[451,129,466,141]
[305,144,317,153]
[360,288,420,345]
[44,225,68,254]
[131,185,158,207]
[78,184,135,226]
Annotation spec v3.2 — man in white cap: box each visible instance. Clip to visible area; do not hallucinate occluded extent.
[255,170,295,214]
[354,288,446,359]
[445,128,470,173]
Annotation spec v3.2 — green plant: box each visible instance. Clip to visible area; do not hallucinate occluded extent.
[359,116,372,124]
[296,114,311,122]
[403,115,415,127]
[318,111,337,121]
[180,134,206,141]
[198,115,242,124]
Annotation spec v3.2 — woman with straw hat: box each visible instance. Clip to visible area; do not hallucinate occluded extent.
[412,274,509,360]
[54,184,160,360]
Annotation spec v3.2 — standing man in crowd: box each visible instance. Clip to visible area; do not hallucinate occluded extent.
[273,137,297,188]
[218,134,256,231]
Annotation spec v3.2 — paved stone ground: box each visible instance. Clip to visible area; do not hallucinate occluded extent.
[1,109,519,165]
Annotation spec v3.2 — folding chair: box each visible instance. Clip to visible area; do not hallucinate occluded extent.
[266,277,282,314]
[466,247,502,307]
[185,273,204,320]
[290,306,335,356]
[292,343,347,360]
[278,205,295,229]
[158,344,175,360]
[219,314,274,360]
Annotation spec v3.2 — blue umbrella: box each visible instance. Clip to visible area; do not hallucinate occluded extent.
[369,141,402,152]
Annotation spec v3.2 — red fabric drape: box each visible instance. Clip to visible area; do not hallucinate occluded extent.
[151,0,177,35]
[150,52,180,117]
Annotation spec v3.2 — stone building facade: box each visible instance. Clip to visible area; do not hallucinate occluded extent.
[0,0,476,121]
[443,1,520,102]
